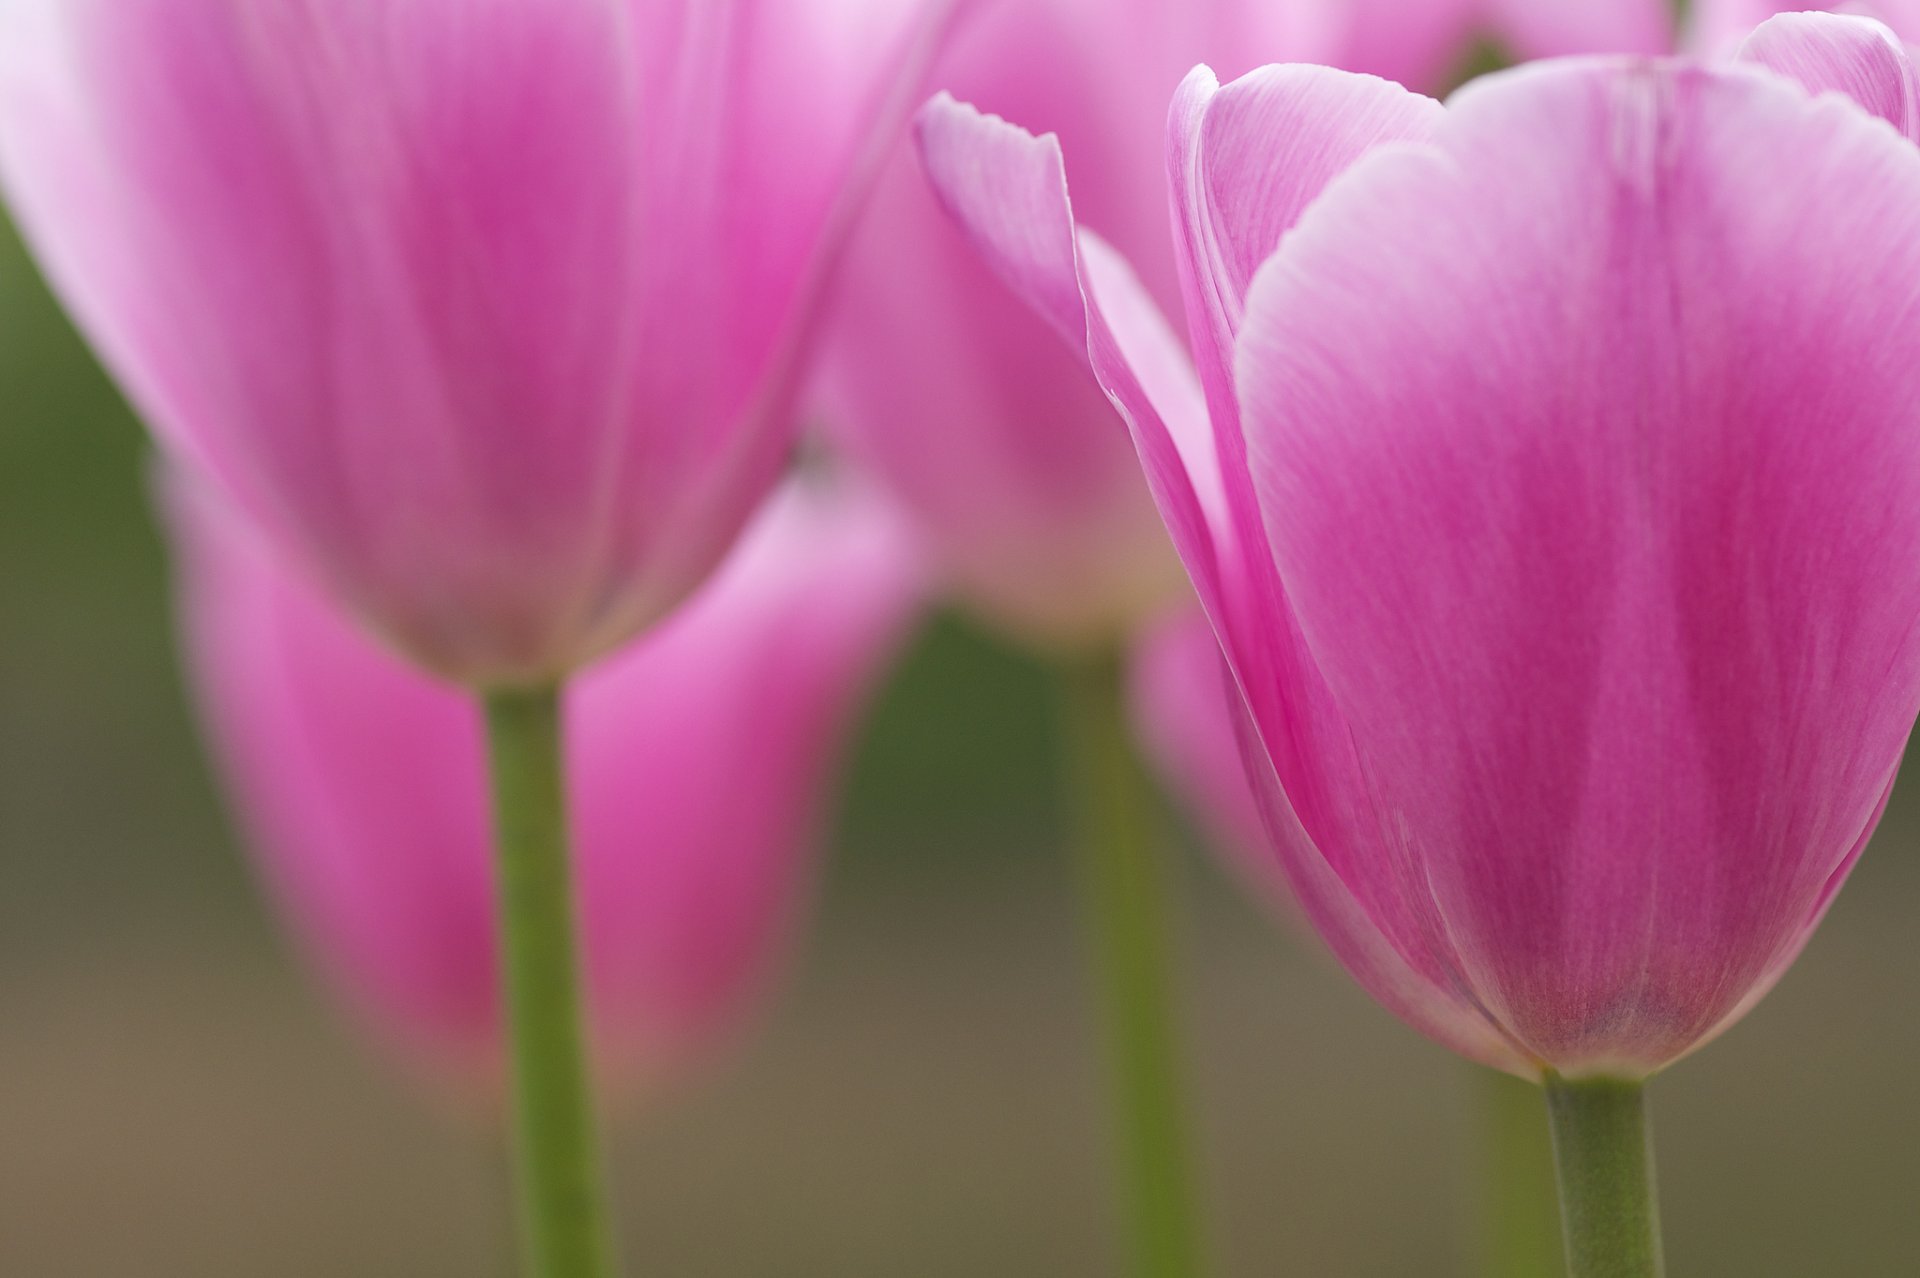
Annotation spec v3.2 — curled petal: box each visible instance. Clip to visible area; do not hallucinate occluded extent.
[1740,11,1920,139]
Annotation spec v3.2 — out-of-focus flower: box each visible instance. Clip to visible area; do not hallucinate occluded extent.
[175,477,923,1100]
[0,0,953,684]
[815,0,1338,647]
[1336,0,1673,91]
[1129,612,1280,912]
[918,55,1920,1079]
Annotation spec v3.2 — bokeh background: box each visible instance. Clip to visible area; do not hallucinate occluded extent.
[4,112,1920,1278]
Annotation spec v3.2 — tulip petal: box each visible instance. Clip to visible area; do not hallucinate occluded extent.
[916,90,1529,1072]
[1238,59,1920,1073]
[1740,11,1920,140]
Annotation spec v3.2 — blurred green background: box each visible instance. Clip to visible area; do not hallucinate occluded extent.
[3,191,1919,1276]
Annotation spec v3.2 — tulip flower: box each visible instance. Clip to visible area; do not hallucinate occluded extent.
[0,7,958,1269]
[177,476,922,1100]
[919,51,1920,1275]
[0,0,950,686]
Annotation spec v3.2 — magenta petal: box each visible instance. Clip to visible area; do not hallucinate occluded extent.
[1238,59,1920,1075]
[1739,12,1920,139]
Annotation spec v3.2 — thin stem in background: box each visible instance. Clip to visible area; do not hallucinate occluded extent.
[483,686,618,1278]
[1545,1075,1664,1278]
[1057,649,1206,1278]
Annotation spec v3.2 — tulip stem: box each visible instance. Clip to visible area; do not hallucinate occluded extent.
[1057,649,1205,1278]
[483,686,617,1278]
[1481,1067,1565,1278]
[1545,1075,1664,1278]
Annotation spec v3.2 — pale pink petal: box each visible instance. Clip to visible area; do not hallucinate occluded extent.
[1740,11,1920,139]
[1238,59,1920,1075]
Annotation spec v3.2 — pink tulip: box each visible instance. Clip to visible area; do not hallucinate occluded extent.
[1336,0,1673,91]
[918,55,1920,1079]
[0,0,953,684]
[175,477,922,1098]
[1129,612,1282,912]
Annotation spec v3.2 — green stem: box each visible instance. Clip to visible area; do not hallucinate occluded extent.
[1480,1068,1565,1278]
[483,687,617,1278]
[1057,650,1205,1278]
[1545,1076,1664,1278]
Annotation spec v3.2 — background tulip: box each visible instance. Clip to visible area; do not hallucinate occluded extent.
[1129,612,1277,911]
[0,0,951,685]
[176,477,923,1100]
[815,0,1341,646]
[1335,0,1674,91]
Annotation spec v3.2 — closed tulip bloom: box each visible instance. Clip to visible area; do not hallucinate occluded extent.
[0,0,950,684]
[918,56,1920,1080]
[176,479,922,1096]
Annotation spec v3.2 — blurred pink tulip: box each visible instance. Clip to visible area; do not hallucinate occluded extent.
[815,0,1670,647]
[1336,0,1673,90]
[0,0,952,684]
[1129,612,1280,912]
[919,55,1920,1079]
[176,478,922,1099]
[815,0,1336,645]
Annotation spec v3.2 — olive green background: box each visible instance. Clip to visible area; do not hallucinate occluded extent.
[3,181,1918,1276]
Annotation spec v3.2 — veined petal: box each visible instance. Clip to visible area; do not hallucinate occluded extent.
[1238,58,1920,1074]
[1740,11,1920,140]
